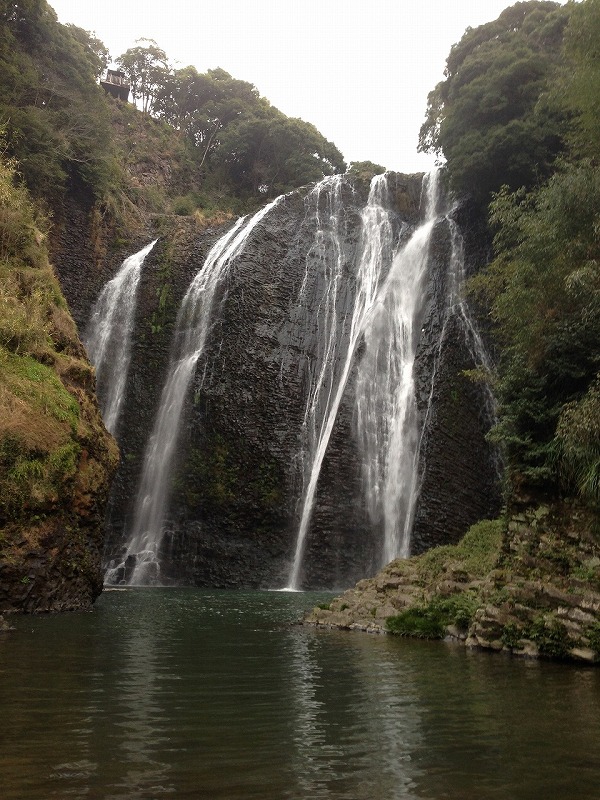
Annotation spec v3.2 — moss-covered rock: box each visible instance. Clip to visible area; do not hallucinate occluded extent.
[304,507,600,664]
[0,153,118,613]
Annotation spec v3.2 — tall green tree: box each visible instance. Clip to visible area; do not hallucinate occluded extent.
[116,39,169,115]
[151,65,345,197]
[65,25,110,80]
[419,1,571,201]
[552,0,600,160]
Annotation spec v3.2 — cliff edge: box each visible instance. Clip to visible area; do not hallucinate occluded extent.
[0,156,118,613]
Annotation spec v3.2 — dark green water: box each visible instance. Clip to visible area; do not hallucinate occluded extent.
[1,589,599,799]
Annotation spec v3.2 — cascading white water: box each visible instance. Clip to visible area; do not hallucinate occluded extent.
[84,240,157,435]
[356,171,440,565]
[109,198,283,586]
[446,218,497,422]
[285,174,395,590]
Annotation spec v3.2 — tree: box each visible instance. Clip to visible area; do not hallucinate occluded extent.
[116,39,169,115]
[418,1,571,201]
[347,161,387,181]
[0,0,116,199]
[552,0,600,161]
[151,65,345,197]
[471,165,600,498]
[66,25,110,80]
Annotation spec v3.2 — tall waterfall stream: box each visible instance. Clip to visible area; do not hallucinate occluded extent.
[285,174,397,589]
[355,171,439,567]
[106,199,283,585]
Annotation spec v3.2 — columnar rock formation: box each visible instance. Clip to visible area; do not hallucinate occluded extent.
[50,173,500,590]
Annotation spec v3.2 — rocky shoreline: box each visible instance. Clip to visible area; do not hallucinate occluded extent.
[303,505,600,664]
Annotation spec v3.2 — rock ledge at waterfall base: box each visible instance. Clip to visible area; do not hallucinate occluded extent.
[303,503,600,664]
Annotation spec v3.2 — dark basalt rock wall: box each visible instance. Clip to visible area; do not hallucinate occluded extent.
[50,173,500,590]
[411,220,501,554]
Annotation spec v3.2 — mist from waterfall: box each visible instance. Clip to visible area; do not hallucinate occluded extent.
[84,240,156,435]
[285,174,395,590]
[108,198,282,585]
[356,172,440,564]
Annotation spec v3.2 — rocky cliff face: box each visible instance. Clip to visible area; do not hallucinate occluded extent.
[0,174,119,613]
[50,172,500,590]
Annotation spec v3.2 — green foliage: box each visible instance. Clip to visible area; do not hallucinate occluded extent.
[65,24,110,80]
[0,1,346,208]
[587,622,600,656]
[419,1,570,200]
[140,62,346,199]
[386,593,479,639]
[0,350,80,430]
[553,0,600,161]
[0,0,118,201]
[347,161,386,180]
[172,194,196,216]
[501,622,522,649]
[0,147,114,529]
[417,518,504,582]
[116,38,169,115]
[386,606,446,639]
[528,615,569,658]
[472,164,600,497]
[0,147,46,267]
[555,379,600,504]
[422,2,600,508]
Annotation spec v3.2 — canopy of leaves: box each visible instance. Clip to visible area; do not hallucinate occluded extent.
[116,39,168,115]
[0,0,117,200]
[551,0,600,161]
[419,1,571,202]
[474,166,600,497]
[0,4,345,207]
[468,0,600,507]
[347,161,387,182]
[148,63,345,198]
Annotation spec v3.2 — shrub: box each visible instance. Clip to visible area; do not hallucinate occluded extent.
[386,592,480,639]
[417,518,504,582]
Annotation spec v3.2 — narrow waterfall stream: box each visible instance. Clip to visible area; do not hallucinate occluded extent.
[446,218,498,425]
[84,240,157,435]
[107,198,283,585]
[356,171,440,564]
[285,174,396,590]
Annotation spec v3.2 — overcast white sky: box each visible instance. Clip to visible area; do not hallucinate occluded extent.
[49,0,543,172]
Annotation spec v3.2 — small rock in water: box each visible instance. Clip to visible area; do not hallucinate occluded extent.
[0,614,15,632]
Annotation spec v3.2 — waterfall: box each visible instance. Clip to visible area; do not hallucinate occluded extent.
[285,174,394,590]
[446,218,497,423]
[84,240,157,435]
[108,198,283,586]
[356,171,440,565]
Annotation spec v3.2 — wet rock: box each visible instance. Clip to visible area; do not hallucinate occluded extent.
[51,174,500,589]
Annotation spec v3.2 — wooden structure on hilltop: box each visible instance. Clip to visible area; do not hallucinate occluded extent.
[100,69,130,102]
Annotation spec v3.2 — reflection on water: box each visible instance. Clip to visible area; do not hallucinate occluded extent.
[1,589,599,799]
[287,631,423,799]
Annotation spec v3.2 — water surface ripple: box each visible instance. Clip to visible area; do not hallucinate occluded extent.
[1,589,599,799]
